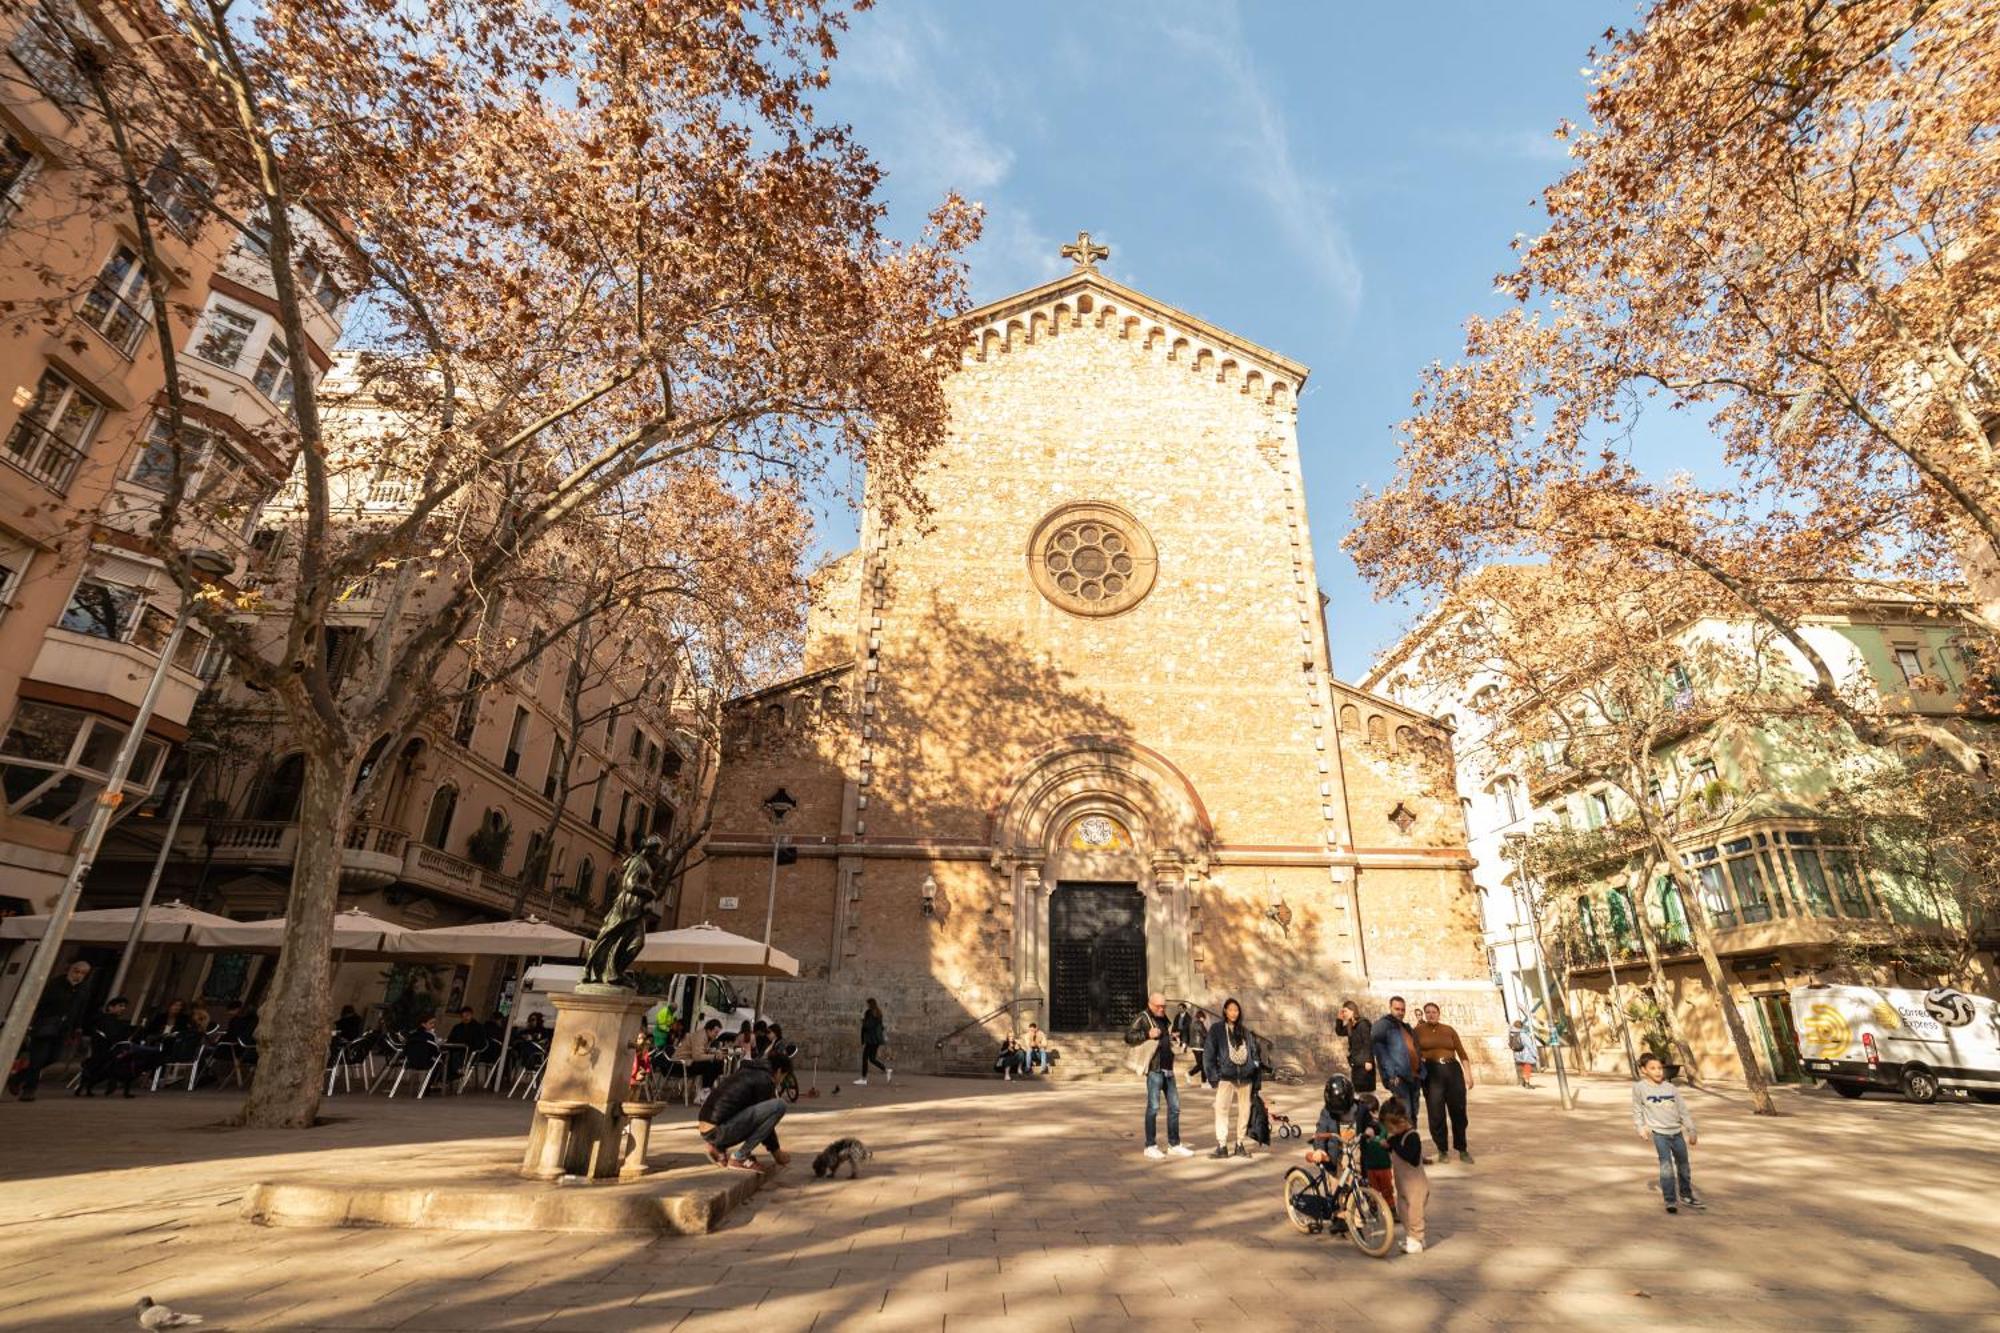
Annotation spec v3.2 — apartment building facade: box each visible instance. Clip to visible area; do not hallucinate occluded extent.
[0,0,291,922]
[1369,592,1998,1082]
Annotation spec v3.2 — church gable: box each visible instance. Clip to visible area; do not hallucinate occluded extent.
[954,235,1305,418]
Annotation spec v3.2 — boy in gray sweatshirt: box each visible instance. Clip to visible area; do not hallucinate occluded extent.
[1632,1053,1703,1212]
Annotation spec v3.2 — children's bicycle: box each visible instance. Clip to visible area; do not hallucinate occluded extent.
[1282,1127,1394,1258]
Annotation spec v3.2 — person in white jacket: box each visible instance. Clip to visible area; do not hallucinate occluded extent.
[1632,1053,1703,1213]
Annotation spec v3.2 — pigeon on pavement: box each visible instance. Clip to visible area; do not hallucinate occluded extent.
[136,1296,204,1328]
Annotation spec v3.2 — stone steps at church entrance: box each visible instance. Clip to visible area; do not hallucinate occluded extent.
[933,1032,1135,1082]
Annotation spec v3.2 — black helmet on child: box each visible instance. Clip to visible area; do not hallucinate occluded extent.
[1322,1073,1355,1117]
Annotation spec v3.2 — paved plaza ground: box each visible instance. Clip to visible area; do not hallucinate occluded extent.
[1,1070,1995,1331]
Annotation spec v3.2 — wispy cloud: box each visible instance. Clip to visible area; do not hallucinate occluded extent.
[835,10,1015,196]
[1163,0,1363,316]
[1428,126,1574,164]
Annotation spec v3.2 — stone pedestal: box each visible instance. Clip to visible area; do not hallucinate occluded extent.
[520,988,648,1180]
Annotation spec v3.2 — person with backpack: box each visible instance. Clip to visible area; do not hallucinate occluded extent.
[1203,997,1260,1159]
[1509,1020,1541,1088]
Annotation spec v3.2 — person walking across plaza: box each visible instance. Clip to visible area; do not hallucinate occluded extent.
[1509,1019,1541,1088]
[1337,998,1376,1094]
[1203,997,1260,1158]
[1632,1052,1703,1213]
[1416,1002,1475,1164]
[1126,991,1195,1160]
[1371,995,1423,1123]
[855,997,892,1086]
[13,960,94,1101]
[1380,1101,1429,1253]
[700,1044,795,1171]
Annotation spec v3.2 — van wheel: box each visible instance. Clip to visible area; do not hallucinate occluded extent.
[1901,1067,1939,1105]
[1830,1081,1866,1100]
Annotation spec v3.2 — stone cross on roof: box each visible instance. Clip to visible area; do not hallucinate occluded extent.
[1060,230,1110,272]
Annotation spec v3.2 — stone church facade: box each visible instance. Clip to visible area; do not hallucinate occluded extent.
[681,245,1503,1076]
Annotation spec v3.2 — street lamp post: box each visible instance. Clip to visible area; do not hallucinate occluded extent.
[1505,834,1574,1113]
[0,549,232,1083]
[753,788,796,1019]
[107,739,219,1003]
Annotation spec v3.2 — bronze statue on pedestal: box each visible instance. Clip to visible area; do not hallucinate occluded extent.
[580,836,664,990]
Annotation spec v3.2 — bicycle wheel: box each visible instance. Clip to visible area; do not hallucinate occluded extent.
[1344,1183,1395,1258]
[1282,1167,1321,1235]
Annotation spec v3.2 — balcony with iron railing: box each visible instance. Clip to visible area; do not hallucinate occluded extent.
[2,415,86,494]
[77,282,150,358]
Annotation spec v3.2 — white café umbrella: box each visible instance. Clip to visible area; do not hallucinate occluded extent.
[635,921,801,978]
[636,922,800,1049]
[393,917,588,960]
[394,917,590,1091]
[0,901,235,945]
[197,906,412,955]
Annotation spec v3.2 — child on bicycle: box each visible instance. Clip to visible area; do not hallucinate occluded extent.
[1308,1072,1357,1167]
[1380,1101,1428,1254]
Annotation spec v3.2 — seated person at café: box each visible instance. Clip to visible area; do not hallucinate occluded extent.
[672,1018,728,1093]
[77,996,140,1097]
[450,1008,492,1080]
[221,1003,260,1064]
[406,1013,443,1075]
[750,1020,772,1058]
[334,1005,365,1043]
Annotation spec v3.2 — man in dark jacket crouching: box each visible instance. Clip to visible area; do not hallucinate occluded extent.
[698,1044,793,1171]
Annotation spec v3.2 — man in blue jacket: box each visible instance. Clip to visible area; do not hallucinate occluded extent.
[1371,995,1424,1123]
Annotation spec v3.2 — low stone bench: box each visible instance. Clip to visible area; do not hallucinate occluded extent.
[523,1100,590,1180]
[618,1101,669,1178]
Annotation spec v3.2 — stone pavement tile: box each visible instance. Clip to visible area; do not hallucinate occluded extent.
[501,1282,648,1308]
[532,1309,690,1333]
[861,1265,946,1292]
[945,1316,1070,1333]
[360,1302,549,1332]
[882,1286,1002,1318]
[1116,1292,1244,1322]
[753,1263,845,1289]
[241,1300,438,1329]
[634,1285,768,1313]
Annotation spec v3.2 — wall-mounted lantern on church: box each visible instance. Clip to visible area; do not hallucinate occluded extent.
[921,874,938,919]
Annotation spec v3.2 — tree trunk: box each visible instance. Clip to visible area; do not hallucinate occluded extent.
[1642,833,1777,1115]
[240,741,352,1128]
[1630,860,1701,1086]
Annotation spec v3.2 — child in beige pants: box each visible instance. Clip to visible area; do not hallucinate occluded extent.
[1380,1102,1429,1253]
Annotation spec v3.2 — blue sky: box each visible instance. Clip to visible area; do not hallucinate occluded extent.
[814,1,1657,679]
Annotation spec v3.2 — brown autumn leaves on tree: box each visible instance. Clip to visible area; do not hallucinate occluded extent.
[47,0,978,1127]
[1348,1,1998,1110]
[1351,0,1999,754]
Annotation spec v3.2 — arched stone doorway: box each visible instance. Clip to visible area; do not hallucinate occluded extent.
[990,739,1212,1031]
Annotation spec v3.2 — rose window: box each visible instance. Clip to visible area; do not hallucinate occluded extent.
[1044,522,1135,604]
[1027,503,1157,617]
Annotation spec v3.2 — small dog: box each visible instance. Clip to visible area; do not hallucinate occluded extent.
[811,1137,872,1179]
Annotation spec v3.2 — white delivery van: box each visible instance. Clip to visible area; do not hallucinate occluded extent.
[1791,983,2000,1104]
[520,965,760,1037]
